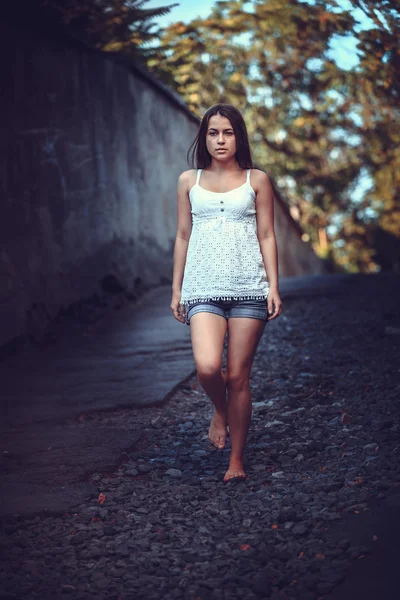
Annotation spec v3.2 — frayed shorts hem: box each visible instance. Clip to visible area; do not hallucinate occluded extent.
[184,299,268,326]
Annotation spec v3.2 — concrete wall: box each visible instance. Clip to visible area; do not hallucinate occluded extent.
[272,186,327,277]
[0,19,326,350]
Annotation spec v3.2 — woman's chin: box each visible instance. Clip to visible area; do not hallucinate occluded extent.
[213,152,232,161]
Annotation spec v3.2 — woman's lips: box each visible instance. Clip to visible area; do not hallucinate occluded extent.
[216,149,227,152]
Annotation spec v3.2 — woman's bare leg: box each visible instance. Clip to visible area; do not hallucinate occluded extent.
[224,317,266,481]
[190,312,228,448]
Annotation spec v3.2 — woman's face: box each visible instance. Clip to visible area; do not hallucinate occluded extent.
[205,113,237,162]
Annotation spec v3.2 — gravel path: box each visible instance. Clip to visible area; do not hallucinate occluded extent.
[1,273,399,600]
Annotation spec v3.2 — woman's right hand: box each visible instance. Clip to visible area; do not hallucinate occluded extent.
[170,291,186,324]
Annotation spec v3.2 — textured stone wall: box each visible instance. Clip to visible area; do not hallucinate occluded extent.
[0,20,199,348]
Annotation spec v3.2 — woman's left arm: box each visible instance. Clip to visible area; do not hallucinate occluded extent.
[253,169,283,320]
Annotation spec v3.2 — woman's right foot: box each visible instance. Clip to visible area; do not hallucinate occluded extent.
[223,458,246,482]
[208,411,228,449]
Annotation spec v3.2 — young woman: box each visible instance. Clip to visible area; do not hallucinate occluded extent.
[170,103,282,483]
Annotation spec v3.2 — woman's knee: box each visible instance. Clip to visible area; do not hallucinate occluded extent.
[196,360,222,382]
[226,371,249,392]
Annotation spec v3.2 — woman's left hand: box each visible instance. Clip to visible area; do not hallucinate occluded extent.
[267,287,282,320]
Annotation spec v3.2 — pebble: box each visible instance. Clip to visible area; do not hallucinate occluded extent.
[126,468,139,476]
[137,463,152,474]
[164,468,182,477]
[271,471,285,479]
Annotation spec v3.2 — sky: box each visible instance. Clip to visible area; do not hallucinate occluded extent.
[147,0,217,24]
[146,0,374,70]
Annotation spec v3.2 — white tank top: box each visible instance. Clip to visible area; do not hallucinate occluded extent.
[180,168,269,305]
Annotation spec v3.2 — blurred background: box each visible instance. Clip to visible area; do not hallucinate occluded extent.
[21,0,399,272]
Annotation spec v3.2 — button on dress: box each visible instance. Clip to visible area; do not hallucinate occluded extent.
[180,168,270,306]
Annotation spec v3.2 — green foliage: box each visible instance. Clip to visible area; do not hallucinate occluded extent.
[33,0,177,59]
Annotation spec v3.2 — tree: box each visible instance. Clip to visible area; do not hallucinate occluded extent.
[15,0,177,61]
[146,0,400,271]
[342,0,400,270]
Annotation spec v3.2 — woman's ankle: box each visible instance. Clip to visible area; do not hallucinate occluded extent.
[212,406,228,423]
[229,454,244,467]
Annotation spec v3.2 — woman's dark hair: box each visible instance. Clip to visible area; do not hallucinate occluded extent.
[187,104,253,169]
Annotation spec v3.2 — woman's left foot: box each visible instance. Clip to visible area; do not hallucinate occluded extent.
[223,461,246,482]
[208,411,227,449]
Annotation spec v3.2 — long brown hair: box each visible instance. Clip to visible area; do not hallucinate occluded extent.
[187,104,253,169]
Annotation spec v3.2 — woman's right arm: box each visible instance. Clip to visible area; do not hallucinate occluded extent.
[170,171,193,323]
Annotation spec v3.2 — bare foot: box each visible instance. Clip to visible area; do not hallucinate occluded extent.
[223,458,247,482]
[208,411,227,449]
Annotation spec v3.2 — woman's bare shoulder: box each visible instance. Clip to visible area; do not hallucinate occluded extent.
[178,169,197,186]
[250,169,273,195]
[250,168,271,185]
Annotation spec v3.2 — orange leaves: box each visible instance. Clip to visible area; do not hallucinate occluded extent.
[98,492,106,504]
[294,117,306,128]
[271,523,279,530]
[240,544,251,551]
[298,551,326,560]
[341,412,351,425]
[298,551,325,560]
[319,11,331,32]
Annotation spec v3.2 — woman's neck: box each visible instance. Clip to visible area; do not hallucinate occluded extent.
[207,157,242,173]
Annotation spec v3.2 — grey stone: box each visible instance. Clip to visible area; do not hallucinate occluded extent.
[137,463,152,474]
[271,471,285,479]
[164,469,183,478]
[292,522,309,536]
[363,443,379,453]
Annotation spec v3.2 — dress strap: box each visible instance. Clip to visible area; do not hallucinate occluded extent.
[246,169,251,184]
[196,169,203,184]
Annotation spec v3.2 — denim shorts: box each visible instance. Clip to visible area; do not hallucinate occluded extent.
[185,298,268,326]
